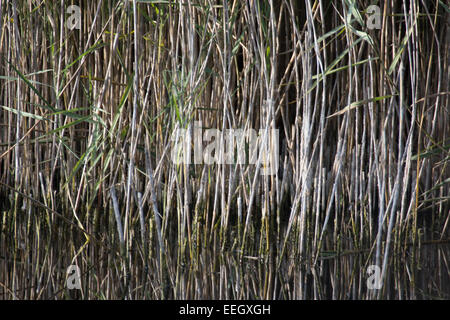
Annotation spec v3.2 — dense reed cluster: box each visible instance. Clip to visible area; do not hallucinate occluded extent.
[0,0,449,299]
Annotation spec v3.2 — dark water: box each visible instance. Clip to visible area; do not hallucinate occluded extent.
[159,243,450,299]
[1,203,449,299]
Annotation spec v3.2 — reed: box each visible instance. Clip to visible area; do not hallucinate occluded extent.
[0,0,449,299]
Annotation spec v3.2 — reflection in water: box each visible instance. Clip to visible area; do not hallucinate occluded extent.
[160,242,450,299]
[0,207,449,299]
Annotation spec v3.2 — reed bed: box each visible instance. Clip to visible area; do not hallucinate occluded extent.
[0,0,449,299]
